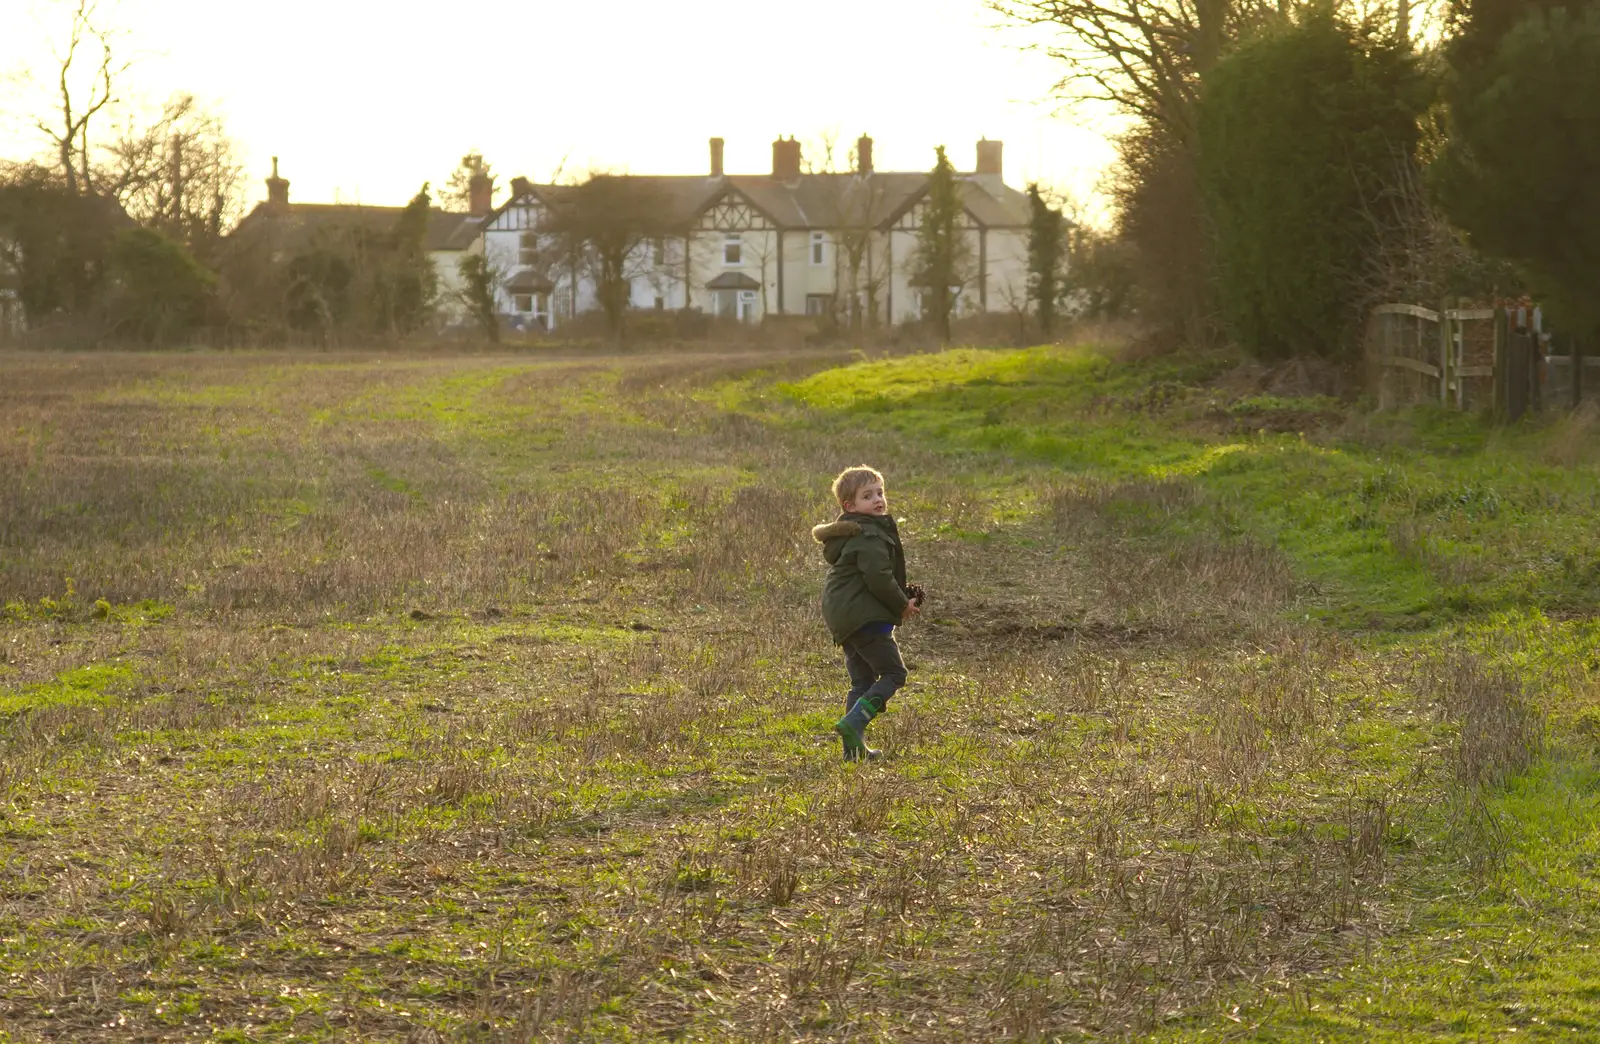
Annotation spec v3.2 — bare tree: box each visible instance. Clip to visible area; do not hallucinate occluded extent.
[743,230,781,321]
[544,174,671,340]
[33,0,129,196]
[1354,148,1519,316]
[803,135,892,330]
[991,0,1438,137]
[100,94,244,259]
[996,269,1036,342]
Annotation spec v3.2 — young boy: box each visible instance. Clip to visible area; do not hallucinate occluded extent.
[811,465,923,761]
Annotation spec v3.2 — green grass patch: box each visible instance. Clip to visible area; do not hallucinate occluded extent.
[777,344,1600,627]
[0,663,135,716]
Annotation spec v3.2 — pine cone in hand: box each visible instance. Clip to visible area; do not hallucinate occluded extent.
[905,583,926,608]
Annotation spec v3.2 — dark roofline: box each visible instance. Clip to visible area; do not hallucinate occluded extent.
[878,176,1030,231]
[483,170,1028,233]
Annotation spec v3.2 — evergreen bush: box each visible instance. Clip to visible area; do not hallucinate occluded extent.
[1197,8,1428,360]
[105,227,215,344]
[1434,4,1600,332]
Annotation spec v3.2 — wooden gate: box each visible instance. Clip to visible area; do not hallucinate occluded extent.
[1369,304,1495,410]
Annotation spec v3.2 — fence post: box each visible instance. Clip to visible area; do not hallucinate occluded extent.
[1439,300,1452,407]
[1574,330,1586,409]
[1493,306,1508,421]
[1530,325,1544,415]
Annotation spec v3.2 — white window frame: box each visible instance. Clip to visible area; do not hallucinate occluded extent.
[722,233,742,267]
[518,231,538,267]
[810,231,826,266]
[513,293,534,314]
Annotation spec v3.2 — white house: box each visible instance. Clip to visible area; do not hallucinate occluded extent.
[480,136,1036,330]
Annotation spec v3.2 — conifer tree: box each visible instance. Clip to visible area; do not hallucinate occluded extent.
[1434,3,1600,332]
[1026,183,1066,337]
[909,147,970,341]
[1196,8,1424,360]
[383,185,437,334]
[455,252,500,343]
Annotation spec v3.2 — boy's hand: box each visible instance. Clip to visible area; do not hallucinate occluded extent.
[901,600,922,624]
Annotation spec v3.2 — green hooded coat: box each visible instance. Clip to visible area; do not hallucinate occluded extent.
[812,512,911,644]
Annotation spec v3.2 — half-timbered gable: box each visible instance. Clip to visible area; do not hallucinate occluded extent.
[694,189,777,233]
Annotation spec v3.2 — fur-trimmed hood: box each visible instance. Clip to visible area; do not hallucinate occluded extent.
[811,513,899,566]
[811,519,863,543]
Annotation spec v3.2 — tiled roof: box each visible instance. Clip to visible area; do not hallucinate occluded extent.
[495,169,1031,234]
[514,177,722,227]
[705,271,761,290]
[231,203,485,252]
[505,269,554,293]
[729,172,930,230]
[428,212,486,252]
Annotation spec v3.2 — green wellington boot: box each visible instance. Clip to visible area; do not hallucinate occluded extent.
[836,695,883,762]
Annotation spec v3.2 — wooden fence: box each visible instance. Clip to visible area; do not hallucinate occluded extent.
[1369,303,1599,419]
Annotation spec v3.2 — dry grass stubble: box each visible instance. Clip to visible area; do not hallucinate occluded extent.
[0,350,1476,1040]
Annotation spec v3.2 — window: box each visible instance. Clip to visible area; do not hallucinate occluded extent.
[810,232,826,266]
[519,232,538,266]
[805,293,834,317]
[652,237,666,266]
[513,294,534,314]
[654,295,665,311]
[723,234,742,266]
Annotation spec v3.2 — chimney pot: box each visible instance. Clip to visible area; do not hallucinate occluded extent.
[468,174,493,217]
[771,136,802,181]
[265,156,290,212]
[465,154,493,216]
[856,134,874,175]
[976,138,1004,178]
[710,136,725,177]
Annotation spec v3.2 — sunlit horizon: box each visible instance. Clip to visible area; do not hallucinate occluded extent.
[0,0,1120,220]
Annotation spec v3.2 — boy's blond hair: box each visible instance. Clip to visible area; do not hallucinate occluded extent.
[832,465,885,509]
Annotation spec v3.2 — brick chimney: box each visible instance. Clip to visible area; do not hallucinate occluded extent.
[466,156,493,217]
[265,156,289,213]
[771,136,802,181]
[510,176,531,199]
[710,137,725,177]
[976,138,1004,178]
[855,134,873,175]
[468,173,492,216]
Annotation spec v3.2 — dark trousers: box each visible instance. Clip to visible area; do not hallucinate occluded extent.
[842,628,907,715]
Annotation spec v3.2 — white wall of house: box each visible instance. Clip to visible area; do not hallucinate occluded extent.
[983,228,1031,317]
[886,228,919,324]
[475,185,1042,329]
[431,249,467,324]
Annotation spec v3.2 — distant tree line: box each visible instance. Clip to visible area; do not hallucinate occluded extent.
[0,2,456,346]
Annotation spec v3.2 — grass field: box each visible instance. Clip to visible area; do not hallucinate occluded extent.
[2,342,1598,1041]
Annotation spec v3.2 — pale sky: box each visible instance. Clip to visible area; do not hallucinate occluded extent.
[1,0,1119,219]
